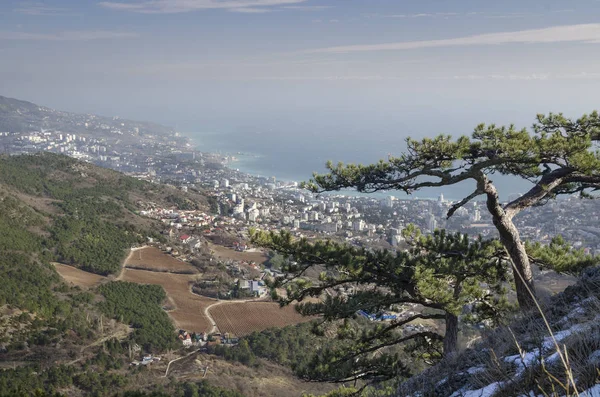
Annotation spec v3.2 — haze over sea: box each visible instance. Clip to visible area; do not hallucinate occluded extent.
[185,107,537,202]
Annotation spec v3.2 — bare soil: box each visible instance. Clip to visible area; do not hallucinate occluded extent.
[209,301,314,337]
[53,263,106,288]
[125,246,197,273]
[207,242,268,264]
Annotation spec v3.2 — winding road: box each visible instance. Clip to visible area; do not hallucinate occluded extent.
[202,297,267,334]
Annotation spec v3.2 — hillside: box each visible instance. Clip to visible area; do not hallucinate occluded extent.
[0,152,207,351]
[0,95,174,142]
[396,266,600,397]
[0,152,335,397]
[0,153,194,392]
[0,152,208,274]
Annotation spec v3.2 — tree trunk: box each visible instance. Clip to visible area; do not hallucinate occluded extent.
[492,212,536,309]
[482,176,536,310]
[443,312,458,356]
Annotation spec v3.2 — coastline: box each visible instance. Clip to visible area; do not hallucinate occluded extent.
[185,131,454,202]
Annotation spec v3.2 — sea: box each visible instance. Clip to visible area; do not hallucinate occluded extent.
[186,128,535,202]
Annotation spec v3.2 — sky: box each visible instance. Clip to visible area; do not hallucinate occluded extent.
[2,0,600,135]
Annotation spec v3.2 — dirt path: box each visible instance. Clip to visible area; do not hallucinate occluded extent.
[66,326,133,366]
[116,246,146,281]
[204,301,223,334]
[203,297,266,334]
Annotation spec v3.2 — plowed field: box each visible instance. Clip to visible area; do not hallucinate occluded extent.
[125,246,197,273]
[120,268,214,332]
[209,302,313,337]
[53,263,105,288]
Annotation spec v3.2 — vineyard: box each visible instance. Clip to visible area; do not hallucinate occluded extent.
[209,302,313,337]
[53,263,106,288]
[124,246,197,273]
[120,268,215,332]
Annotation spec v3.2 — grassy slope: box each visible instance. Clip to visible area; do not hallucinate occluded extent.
[398,267,600,397]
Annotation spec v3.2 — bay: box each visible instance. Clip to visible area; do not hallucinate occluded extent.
[187,128,534,202]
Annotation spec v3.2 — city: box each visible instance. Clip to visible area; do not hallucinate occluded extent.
[3,108,600,261]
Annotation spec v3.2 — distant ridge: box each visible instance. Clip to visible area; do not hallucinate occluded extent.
[0,94,174,137]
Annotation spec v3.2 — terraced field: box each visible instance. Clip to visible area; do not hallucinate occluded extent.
[209,302,313,337]
[124,246,197,273]
[55,246,314,337]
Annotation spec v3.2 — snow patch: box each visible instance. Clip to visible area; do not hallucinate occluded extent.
[544,351,561,365]
[450,382,504,397]
[466,366,486,375]
[542,324,587,350]
[580,384,600,397]
[588,349,600,365]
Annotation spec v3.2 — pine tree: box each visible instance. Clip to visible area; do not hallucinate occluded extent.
[250,226,598,386]
[302,112,600,310]
[251,227,510,384]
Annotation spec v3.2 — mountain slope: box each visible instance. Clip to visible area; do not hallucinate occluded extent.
[397,266,600,397]
[0,152,207,274]
[0,94,174,142]
[0,153,209,351]
[0,152,337,397]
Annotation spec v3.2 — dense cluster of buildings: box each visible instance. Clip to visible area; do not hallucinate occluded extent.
[4,111,600,258]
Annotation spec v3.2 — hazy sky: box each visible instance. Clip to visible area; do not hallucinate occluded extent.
[2,0,600,132]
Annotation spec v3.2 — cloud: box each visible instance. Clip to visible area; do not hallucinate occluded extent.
[305,24,600,53]
[251,75,390,81]
[442,72,600,81]
[0,30,139,41]
[377,12,460,18]
[282,5,332,11]
[13,2,78,16]
[367,10,576,20]
[449,74,551,81]
[98,0,310,14]
[229,7,273,13]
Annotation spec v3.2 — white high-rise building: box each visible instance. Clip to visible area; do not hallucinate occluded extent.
[222,179,229,188]
[428,213,437,231]
[391,235,405,247]
[385,196,394,208]
[353,219,366,232]
[248,208,259,222]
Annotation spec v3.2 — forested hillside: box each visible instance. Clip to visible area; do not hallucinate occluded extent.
[0,152,207,274]
[0,152,239,396]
